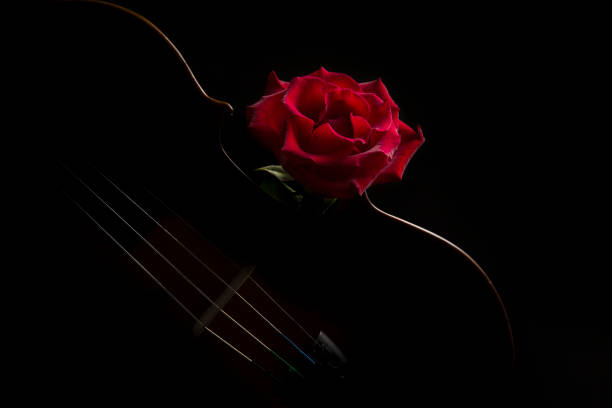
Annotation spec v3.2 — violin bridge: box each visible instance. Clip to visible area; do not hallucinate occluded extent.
[192,265,256,336]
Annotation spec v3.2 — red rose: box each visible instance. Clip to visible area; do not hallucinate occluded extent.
[247,67,424,198]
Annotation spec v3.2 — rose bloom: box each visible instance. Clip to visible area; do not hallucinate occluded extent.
[247,67,424,198]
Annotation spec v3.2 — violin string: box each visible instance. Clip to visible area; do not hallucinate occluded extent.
[70,199,253,364]
[66,167,304,378]
[65,0,315,345]
[247,279,316,343]
[97,170,317,365]
[363,190,516,365]
[143,187,318,343]
[63,0,315,371]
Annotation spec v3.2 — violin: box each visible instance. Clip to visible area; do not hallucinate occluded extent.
[39,2,516,406]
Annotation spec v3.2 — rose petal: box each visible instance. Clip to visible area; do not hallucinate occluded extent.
[358,92,394,131]
[350,114,371,144]
[281,148,390,198]
[246,90,288,157]
[345,149,394,194]
[369,126,402,157]
[280,120,391,197]
[328,116,353,138]
[368,100,393,131]
[283,76,332,121]
[373,123,425,184]
[264,71,289,95]
[391,106,400,128]
[283,113,315,152]
[321,88,370,122]
[310,67,360,91]
[310,122,360,155]
[359,78,399,108]
[359,92,384,106]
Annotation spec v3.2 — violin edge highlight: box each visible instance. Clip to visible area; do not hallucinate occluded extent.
[61,0,235,115]
[363,189,516,367]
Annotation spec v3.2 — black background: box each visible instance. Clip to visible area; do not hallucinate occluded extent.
[17,1,610,406]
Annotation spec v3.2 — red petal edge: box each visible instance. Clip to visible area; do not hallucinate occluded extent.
[373,124,425,185]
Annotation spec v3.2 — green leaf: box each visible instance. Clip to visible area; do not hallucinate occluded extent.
[255,165,295,182]
[320,198,338,214]
[258,177,303,205]
[253,164,339,214]
[255,165,303,205]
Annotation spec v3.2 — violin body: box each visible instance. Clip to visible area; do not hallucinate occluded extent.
[37,3,514,406]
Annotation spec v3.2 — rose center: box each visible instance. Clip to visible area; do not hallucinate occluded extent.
[327,116,353,138]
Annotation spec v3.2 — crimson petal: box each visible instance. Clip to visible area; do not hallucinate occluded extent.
[283,76,332,121]
[321,88,370,121]
[310,122,361,155]
[264,71,289,95]
[280,120,391,197]
[310,67,361,91]
[359,78,399,109]
[350,114,371,144]
[246,90,288,157]
[373,123,425,184]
